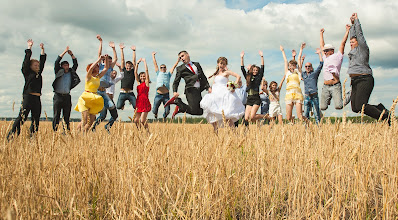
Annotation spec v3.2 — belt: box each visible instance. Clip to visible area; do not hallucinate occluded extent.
[324,81,340,86]
[55,92,70,96]
[306,92,318,96]
[350,74,371,79]
[85,90,97,94]
[98,87,106,92]
[248,89,259,96]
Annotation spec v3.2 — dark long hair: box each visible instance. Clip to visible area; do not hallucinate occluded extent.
[246,65,259,86]
[209,57,228,79]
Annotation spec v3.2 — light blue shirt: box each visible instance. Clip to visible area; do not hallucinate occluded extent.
[54,72,71,94]
[235,84,247,105]
[99,63,114,88]
[155,70,172,90]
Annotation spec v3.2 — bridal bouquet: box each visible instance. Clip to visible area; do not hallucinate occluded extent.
[226,81,238,92]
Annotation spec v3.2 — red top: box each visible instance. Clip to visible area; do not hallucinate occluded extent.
[136,83,151,113]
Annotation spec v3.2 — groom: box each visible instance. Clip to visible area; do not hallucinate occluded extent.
[164,50,210,118]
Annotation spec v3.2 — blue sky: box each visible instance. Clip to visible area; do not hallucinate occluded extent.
[0,0,397,122]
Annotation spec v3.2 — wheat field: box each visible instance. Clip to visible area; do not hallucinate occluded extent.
[0,117,397,219]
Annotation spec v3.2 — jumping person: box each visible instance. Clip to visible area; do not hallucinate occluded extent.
[75,55,109,132]
[200,57,245,132]
[320,25,350,111]
[347,13,390,123]
[301,47,324,123]
[151,51,179,119]
[116,44,137,111]
[92,35,119,132]
[280,44,304,122]
[240,50,267,124]
[164,51,211,118]
[52,46,80,131]
[7,39,47,141]
[134,58,151,129]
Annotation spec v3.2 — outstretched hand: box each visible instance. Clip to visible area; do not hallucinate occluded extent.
[109,41,115,48]
[27,39,33,48]
[240,51,245,58]
[345,24,351,31]
[152,51,157,56]
[67,50,73,55]
[320,28,325,34]
[39,43,44,49]
[246,64,252,70]
[292,49,296,57]
[131,45,136,51]
[142,58,146,62]
[137,58,143,63]
[259,50,263,57]
[301,54,306,62]
[315,48,321,54]
[119,43,125,49]
[301,42,306,49]
[96,35,102,42]
[279,45,284,51]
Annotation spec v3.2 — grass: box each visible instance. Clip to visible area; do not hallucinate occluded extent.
[0,118,397,219]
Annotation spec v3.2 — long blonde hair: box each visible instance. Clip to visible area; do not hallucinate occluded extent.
[209,57,228,79]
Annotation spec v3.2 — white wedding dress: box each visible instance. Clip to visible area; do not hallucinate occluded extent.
[200,75,245,123]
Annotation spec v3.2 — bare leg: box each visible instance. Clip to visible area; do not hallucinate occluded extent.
[249,105,260,122]
[286,103,293,121]
[244,106,252,121]
[211,122,218,132]
[140,112,149,129]
[81,111,89,132]
[134,112,142,128]
[277,115,283,124]
[295,102,303,120]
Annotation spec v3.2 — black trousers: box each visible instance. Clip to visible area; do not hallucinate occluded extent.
[52,93,72,131]
[176,87,203,115]
[351,74,388,120]
[7,94,41,139]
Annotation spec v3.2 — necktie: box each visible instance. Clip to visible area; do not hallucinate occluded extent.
[187,63,196,74]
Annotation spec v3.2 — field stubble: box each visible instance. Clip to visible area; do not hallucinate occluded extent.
[0,119,397,219]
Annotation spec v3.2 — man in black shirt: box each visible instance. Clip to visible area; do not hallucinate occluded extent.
[116,44,137,111]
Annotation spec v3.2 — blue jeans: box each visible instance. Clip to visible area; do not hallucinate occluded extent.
[98,90,115,109]
[152,93,170,118]
[93,91,117,131]
[304,94,321,123]
[117,92,136,109]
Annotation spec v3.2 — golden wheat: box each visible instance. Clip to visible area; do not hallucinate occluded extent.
[1,120,397,219]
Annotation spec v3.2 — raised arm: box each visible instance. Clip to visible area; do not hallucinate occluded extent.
[169,57,180,74]
[280,45,288,73]
[142,58,150,86]
[240,51,247,77]
[314,48,324,78]
[316,48,323,62]
[259,50,264,66]
[298,43,305,70]
[86,56,103,81]
[68,49,78,71]
[131,45,136,67]
[119,43,125,70]
[292,50,297,61]
[134,58,142,83]
[320,28,325,57]
[279,74,286,91]
[114,70,124,84]
[152,51,159,72]
[339,24,351,54]
[97,55,110,79]
[97,35,102,58]
[226,70,241,85]
[55,46,69,73]
[39,43,46,74]
[109,41,117,68]
[22,39,33,74]
[351,13,368,48]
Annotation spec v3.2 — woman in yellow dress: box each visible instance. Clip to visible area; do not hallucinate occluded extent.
[75,55,109,132]
[280,44,304,122]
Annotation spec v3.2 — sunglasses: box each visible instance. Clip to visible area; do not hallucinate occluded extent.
[305,66,312,68]
[160,67,166,69]
[324,49,334,52]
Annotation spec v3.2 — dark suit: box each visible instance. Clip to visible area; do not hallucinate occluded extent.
[172,62,210,115]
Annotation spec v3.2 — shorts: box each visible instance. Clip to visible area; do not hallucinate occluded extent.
[246,94,261,106]
[269,102,282,117]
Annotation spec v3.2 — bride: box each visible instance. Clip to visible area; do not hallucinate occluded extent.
[200,57,245,131]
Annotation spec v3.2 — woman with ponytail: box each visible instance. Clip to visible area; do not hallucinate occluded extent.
[200,57,245,132]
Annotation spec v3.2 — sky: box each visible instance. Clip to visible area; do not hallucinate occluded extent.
[1,0,397,121]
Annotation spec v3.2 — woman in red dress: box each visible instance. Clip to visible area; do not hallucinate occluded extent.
[134,58,151,129]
